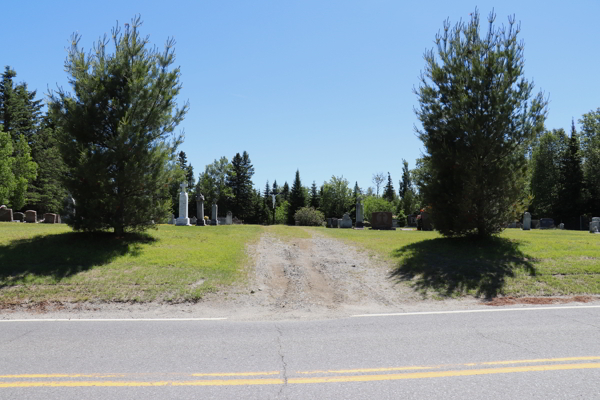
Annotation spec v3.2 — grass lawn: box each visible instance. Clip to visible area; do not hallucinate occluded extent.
[313,226,600,299]
[0,223,263,304]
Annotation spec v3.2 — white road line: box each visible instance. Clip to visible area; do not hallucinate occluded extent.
[0,318,227,322]
[352,305,600,317]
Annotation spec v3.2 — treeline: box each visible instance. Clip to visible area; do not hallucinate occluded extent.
[0,66,67,215]
[529,114,600,222]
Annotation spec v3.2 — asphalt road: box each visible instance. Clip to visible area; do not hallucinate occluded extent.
[1,305,599,399]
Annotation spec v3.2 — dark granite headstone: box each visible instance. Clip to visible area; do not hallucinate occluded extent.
[0,208,13,222]
[531,219,540,229]
[43,213,58,224]
[25,210,37,223]
[420,212,432,231]
[371,212,394,230]
[13,212,25,222]
[540,218,555,229]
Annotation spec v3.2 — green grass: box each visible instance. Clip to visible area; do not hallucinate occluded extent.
[312,227,600,298]
[263,225,314,241]
[0,223,263,303]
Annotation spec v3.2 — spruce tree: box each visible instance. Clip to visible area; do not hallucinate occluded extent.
[399,159,412,199]
[415,10,547,238]
[227,151,254,220]
[281,182,290,201]
[309,181,319,209]
[383,172,395,202]
[49,16,188,234]
[530,129,565,218]
[288,169,306,225]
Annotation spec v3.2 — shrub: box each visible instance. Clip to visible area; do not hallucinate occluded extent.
[294,206,325,226]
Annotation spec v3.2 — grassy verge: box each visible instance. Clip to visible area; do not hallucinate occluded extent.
[0,223,263,304]
[313,227,600,298]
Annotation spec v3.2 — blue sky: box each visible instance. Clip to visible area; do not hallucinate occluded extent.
[3,0,599,193]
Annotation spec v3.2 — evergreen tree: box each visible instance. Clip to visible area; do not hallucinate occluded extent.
[415,10,547,238]
[288,169,306,225]
[227,151,254,220]
[49,16,188,235]
[309,181,320,209]
[399,159,412,199]
[529,129,565,218]
[281,182,290,200]
[383,172,395,202]
[23,114,68,214]
[555,121,585,222]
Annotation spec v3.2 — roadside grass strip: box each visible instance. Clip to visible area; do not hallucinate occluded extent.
[0,223,263,304]
[313,227,600,298]
[1,356,599,387]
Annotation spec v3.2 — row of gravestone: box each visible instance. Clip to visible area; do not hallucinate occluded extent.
[515,213,600,233]
[326,212,417,230]
[0,207,61,224]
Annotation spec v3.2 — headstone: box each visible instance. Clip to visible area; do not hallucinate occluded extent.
[590,217,600,234]
[196,194,206,226]
[176,182,191,226]
[13,212,25,222]
[43,213,58,223]
[25,210,37,223]
[531,219,540,229]
[371,212,394,230]
[355,197,364,228]
[0,207,13,222]
[421,212,432,231]
[226,211,233,225]
[507,222,517,228]
[559,223,565,229]
[211,204,219,225]
[540,218,555,229]
[392,219,398,228]
[190,216,197,225]
[232,217,242,224]
[167,214,175,224]
[523,212,531,230]
[326,218,332,228]
[340,213,352,228]
[580,215,590,231]
[406,214,417,227]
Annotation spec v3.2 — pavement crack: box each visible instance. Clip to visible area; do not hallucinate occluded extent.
[276,324,288,398]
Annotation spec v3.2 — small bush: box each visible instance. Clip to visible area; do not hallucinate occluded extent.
[294,207,325,226]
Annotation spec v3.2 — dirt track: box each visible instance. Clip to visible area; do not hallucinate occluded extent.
[2,229,598,321]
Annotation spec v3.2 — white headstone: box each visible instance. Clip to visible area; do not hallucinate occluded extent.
[226,211,233,225]
[356,197,364,227]
[523,212,531,230]
[176,182,191,226]
[211,203,219,225]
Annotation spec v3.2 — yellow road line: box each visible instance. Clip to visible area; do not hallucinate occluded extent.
[480,356,600,365]
[297,366,434,375]
[1,363,599,388]
[191,371,280,377]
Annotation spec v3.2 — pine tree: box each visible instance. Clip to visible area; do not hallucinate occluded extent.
[399,159,412,199]
[227,151,255,220]
[383,172,395,202]
[288,169,306,225]
[415,10,547,238]
[49,16,188,234]
[530,129,565,218]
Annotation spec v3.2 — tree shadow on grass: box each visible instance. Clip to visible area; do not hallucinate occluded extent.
[389,236,537,299]
[0,232,156,289]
